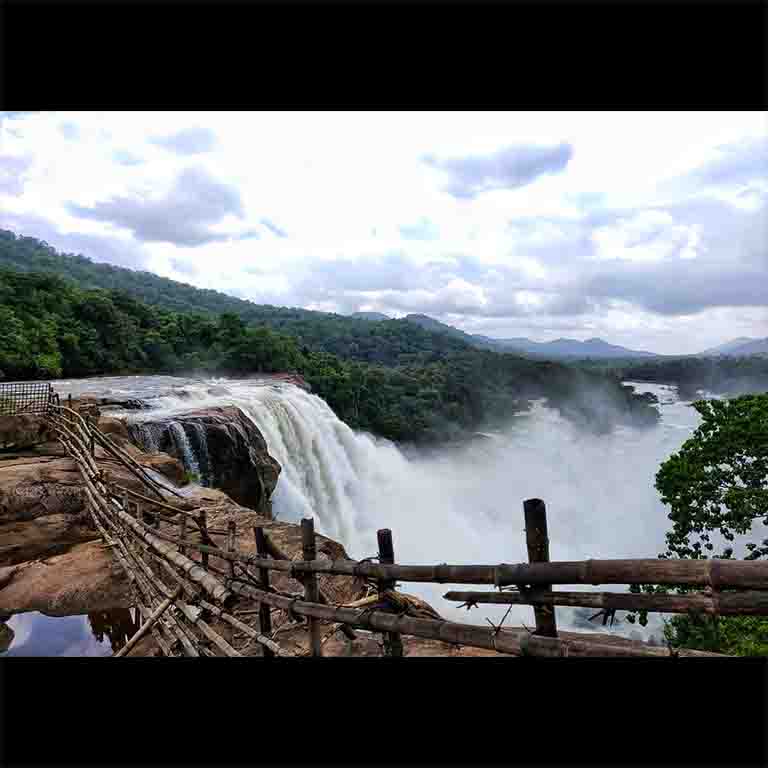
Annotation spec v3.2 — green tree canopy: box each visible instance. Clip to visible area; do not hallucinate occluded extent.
[657,395,768,561]
[629,393,768,655]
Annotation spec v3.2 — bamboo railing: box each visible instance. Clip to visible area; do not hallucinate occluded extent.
[40,399,768,659]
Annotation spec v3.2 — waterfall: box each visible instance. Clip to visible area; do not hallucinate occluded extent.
[187,422,212,486]
[168,422,201,478]
[118,377,711,640]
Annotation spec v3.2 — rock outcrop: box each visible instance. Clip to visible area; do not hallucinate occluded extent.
[0,540,131,617]
[129,407,281,515]
[0,620,14,653]
[0,414,55,450]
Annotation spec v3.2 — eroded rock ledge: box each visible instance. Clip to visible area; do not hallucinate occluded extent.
[128,406,281,515]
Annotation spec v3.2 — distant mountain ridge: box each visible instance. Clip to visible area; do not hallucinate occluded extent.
[350,312,391,322]
[701,337,768,357]
[369,312,661,359]
[700,337,756,355]
[699,337,768,357]
[353,311,767,360]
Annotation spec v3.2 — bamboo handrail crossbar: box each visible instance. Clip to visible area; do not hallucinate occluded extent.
[173,598,243,657]
[97,522,768,591]
[443,589,768,616]
[111,485,200,518]
[113,507,233,606]
[224,580,724,657]
[260,531,357,641]
[197,599,294,657]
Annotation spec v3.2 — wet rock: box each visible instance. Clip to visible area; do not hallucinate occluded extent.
[129,407,281,514]
[98,417,130,440]
[69,395,151,415]
[139,454,186,486]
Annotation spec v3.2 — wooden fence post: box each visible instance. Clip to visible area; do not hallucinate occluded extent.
[227,520,236,580]
[87,415,95,457]
[253,527,274,659]
[523,498,557,638]
[179,514,187,556]
[200,511,209,570]
[377,528,404,657]
[301,518,322,657]
[67,393,72,410]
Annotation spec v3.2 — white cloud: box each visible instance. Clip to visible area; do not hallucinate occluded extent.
[0,111,765,354]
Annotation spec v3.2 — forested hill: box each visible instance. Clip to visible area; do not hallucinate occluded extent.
[0,229,474,367]
[0,229,277,317]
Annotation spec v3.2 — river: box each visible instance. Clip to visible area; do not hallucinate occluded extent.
[2,375,735,654]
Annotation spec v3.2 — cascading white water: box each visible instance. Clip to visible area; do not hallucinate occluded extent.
[83,374,759,642]
[189,422,212,486]
[168,422,201,478]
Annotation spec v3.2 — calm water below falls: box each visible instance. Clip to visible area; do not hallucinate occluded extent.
[2,608,138,657]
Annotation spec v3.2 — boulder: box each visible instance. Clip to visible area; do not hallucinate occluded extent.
[97,417,130,440]
[0,458,87,526]
[0,414,55,450]
[0,541,131,617]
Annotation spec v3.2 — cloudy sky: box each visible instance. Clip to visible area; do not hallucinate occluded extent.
[0,111,765,354]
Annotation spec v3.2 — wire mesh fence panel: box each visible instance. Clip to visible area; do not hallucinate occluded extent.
[0,382,56,415]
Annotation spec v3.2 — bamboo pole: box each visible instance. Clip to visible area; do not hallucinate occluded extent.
[113,506,232,605]
[149,550,201,601]
[116,486,200,519]
[115,586,182,657]
[179,514,187,556]
[134,600,175,657]
[167,610,204,658]
[301,518,323,657]
[524,498,557,637]
[118,530,768,590]
[377,528,403,657]
[173,599,242,657]
[198,599,292,657]
[253,527,274,659]
[200,511,209,570]
[112,525,198,658]
[89,428,168,500]
[228,579,523,654]
[262,531,357,642]
[227,520,236,580]
[443,588,768,616]
[228,580,724,657]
